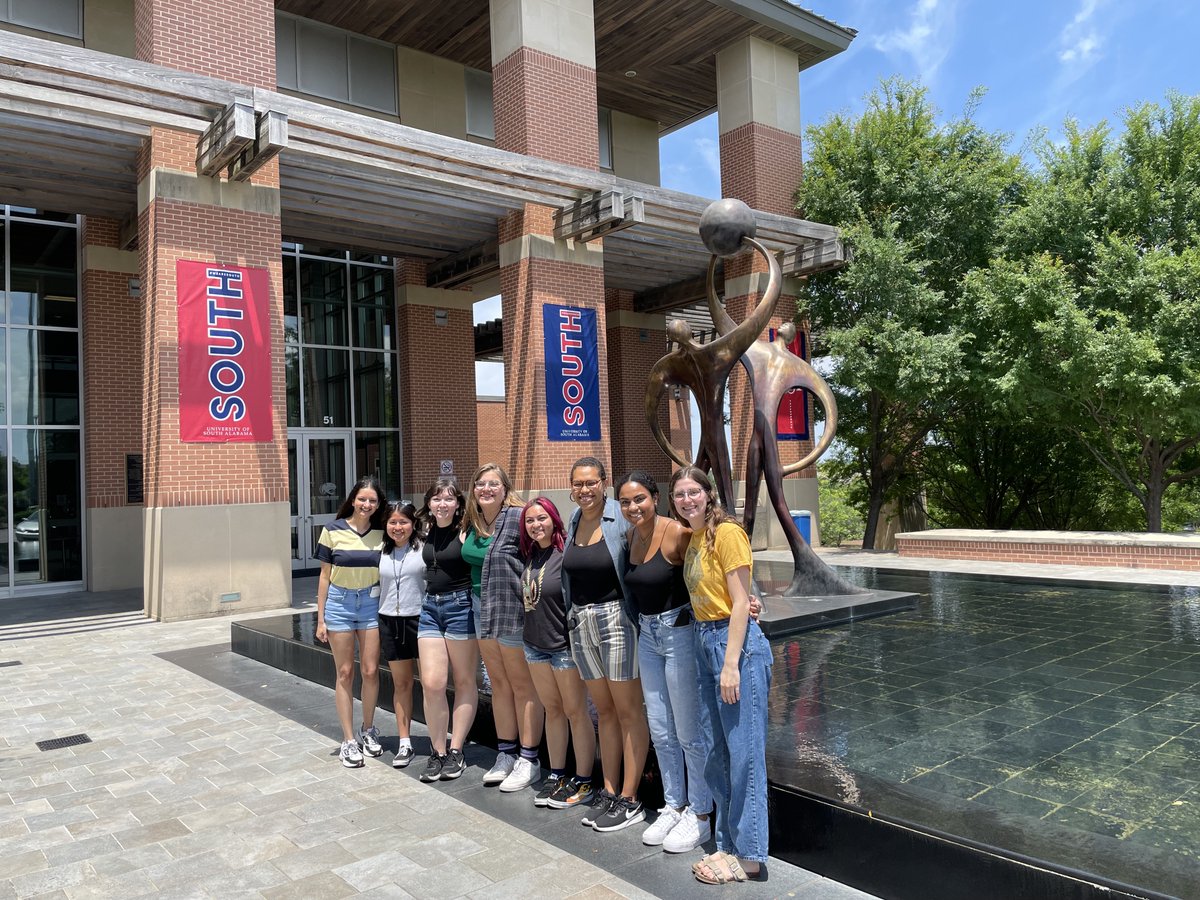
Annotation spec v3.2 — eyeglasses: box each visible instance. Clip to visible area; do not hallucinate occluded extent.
[672,488,705,501]
[474,480,503,490]
[571,479,603,491]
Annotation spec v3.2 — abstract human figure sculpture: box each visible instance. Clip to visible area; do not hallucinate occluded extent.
[706,258,865,597]
[644,200,781,511]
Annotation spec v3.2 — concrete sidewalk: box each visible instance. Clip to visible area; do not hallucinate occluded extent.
[0,589,877,899]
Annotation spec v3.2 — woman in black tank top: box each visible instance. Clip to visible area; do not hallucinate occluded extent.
[617,471,713,853]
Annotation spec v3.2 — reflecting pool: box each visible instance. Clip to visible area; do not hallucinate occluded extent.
[764,565,1200,897]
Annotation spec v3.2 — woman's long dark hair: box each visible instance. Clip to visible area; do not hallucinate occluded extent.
[381,501,421,554]
[417,477,465,534]
[335,476,386,529]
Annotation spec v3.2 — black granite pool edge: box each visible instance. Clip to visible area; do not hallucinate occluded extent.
[830,563,1200,594]
[772,784,1176,900]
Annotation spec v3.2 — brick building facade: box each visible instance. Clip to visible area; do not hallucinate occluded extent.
[0,0,853,618]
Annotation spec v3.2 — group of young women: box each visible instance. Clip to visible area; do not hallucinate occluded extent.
[314,458,772,884]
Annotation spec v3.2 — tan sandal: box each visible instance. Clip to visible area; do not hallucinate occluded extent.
[694,852,747,885]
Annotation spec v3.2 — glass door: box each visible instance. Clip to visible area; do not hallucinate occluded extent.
[288,430,352,570]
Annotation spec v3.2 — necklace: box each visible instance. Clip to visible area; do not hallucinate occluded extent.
[389,547,405,608]
[522,545,554,612]
[631,516,663,562]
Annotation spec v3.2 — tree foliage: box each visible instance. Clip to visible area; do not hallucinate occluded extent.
[797,80,1023,547]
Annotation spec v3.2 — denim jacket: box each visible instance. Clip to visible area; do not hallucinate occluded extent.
[563,497,635,625]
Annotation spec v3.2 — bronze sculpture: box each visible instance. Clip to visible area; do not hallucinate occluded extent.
[643,208,780,510]
[646,198,865,598]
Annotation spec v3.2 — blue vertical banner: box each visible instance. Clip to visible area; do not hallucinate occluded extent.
[543,304,602,441]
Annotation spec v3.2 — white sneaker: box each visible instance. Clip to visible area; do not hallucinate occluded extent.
[339,739,364,768]
[499,757,538,792]
[483,751,517,786]
[641,806,684,846]
[662,807,710,853]
[358,725,383,757]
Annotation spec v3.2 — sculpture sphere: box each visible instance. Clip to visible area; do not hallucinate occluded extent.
[699,198,756,257]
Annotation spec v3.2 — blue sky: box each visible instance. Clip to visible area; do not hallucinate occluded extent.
[662,0,1200,198]
[476,0,1198,395]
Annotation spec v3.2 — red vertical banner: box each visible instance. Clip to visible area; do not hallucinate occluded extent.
[177,260,274,443]
[774,328,810,440]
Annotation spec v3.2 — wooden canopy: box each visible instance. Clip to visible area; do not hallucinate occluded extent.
[0,28,839,304]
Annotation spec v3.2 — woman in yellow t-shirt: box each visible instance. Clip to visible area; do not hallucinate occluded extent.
[669,465,771,884]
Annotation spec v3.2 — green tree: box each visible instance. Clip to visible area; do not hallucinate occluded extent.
[974,95,1200,531]
[797,80,1024,547]
[816,467,865,547]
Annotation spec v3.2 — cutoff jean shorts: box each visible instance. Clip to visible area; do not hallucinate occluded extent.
[323,584,380,632]
[418,588,477,640]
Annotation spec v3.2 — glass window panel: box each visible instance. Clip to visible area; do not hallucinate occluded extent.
[348,37,397,113]
[282,256,299,345]
[285,343,301,428]
[11,329,80,426]
[297,20,349,102]
[351,251,391,265]
[308,437,347,515]
[353,351,395,429]
[275,14,298,90]
[598,107,613,170]
[351,265,394,350]
[0,435,7,584]
[355,432,400,500]
[465,68,495,139]
[9,221,78,327]
[0,223,5,324]
[9,0,81,38]
[12,429,82,585]
[303,348,350,428]
[298,258,347,346]
[0,328,6,423]
[288,439,299,517]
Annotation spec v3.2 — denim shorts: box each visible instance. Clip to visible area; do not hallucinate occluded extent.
[523,643,577,671]
[418,589,477,641]
[324,584,380,632]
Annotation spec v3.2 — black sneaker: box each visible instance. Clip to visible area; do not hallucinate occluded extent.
[440,748,466,780]
[580,789,616,826]
[546,777,595,810]
[534,774,564,807]
[592,795,645,832]
[420,753,445,783]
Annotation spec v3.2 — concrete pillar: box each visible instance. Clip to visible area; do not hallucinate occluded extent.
[135,0,290,620]
[394,260,479,494]
[715,36,818,542]
[490,0,611,495]
[81,217,145,591]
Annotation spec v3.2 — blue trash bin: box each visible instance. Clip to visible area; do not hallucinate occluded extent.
[790,509,812,544]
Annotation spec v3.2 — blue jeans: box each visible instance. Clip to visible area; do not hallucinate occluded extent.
[639,605,712,814]
[695,617,772,863]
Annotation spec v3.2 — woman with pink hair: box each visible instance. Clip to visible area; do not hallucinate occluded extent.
[518,497,596,808]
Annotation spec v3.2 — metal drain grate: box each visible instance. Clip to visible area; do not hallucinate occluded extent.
[0,660,21,667]
[36,733,92,751]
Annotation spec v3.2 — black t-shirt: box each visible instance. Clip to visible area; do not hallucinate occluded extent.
[522,547,567,652]
[562,538,622,606]
[423,524,471,593]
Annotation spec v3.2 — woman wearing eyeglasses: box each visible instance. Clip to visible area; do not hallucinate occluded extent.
[462,463,545,792]
[562,456,650,833]
[668,465,771,885]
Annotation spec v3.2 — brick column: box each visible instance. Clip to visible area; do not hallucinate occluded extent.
[490,0,611,495]
[135,0,289,619]
[605,288,670,486]
[716,36,819,543]
[82,218,144,590]
[394,260,479,494]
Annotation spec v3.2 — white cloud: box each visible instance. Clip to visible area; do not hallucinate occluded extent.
[872,0,958,84]
[1058,0,1105,64]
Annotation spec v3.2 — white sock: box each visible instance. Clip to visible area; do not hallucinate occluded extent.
[398,737,412,749]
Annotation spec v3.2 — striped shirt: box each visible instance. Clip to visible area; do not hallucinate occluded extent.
[317,519,385,590]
